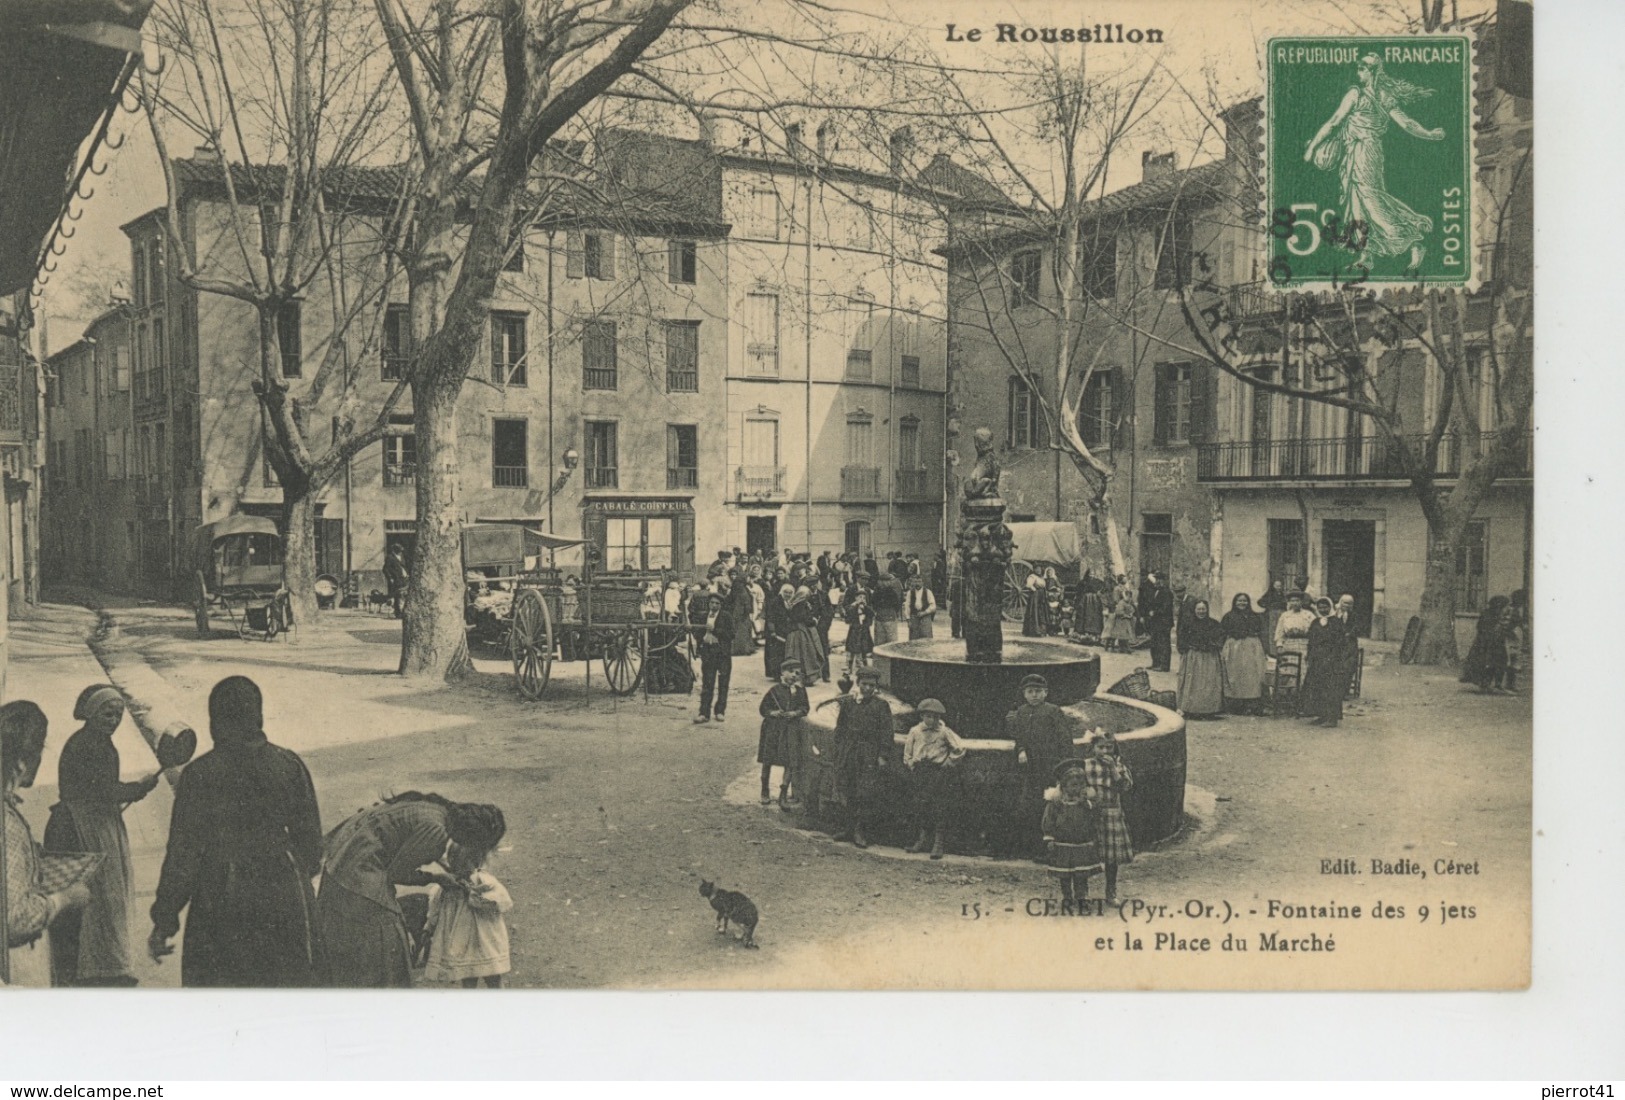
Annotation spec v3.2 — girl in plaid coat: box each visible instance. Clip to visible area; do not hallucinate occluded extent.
[1081,731,1134,903]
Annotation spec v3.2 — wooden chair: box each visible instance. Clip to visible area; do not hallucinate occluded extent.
[1271,652,1304,716]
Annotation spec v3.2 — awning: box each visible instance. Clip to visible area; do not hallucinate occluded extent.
[471,519,586,551]
[1007,522,1083,566]
[197,514,279,540]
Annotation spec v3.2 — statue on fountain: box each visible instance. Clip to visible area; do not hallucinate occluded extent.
[957,428,1014,663]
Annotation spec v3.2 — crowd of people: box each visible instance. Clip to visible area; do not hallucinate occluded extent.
[3,676,510,989]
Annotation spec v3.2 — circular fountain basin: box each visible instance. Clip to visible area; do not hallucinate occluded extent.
[796,672,1189,844]
[874,637,1101,737]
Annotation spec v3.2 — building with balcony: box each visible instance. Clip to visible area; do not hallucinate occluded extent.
[42,135,731,597]
[1199,32,1532,646]
[710,117,954,561]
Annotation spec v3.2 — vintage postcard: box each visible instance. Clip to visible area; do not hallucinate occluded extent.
[0,0,1532,993]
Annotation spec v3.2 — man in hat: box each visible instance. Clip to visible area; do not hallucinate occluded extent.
[695,592,735,724]
[147,676,322,986]
[384,543,410,619]
[1143,571,1175,672]
[998,673,1080,858]
[816,666,893,848]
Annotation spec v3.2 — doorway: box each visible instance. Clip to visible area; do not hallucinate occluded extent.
[746,515,777,559]
[1322,519,1376,636]
[844,519,872,559]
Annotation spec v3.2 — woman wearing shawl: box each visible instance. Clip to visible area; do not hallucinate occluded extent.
[1176,601,1226,720]
[1219,593,1269,715]
[43,684,159,986]
[147,676,323,987]
[763,583,792,681]
[1022,569,1049,637]
[1459,595,1511,694]
[1299,598,1353,727]
[783,586,825,687]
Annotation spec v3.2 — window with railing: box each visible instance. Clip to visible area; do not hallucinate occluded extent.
[383,419,415,487]
[745,292,779,374]
[491,311,527,386]
[1454,519,1489,613]
[666,424,698,489]
[585,420,617,489]
[664,320,699,392]
[492,418,528,487]
[582,319,617,390]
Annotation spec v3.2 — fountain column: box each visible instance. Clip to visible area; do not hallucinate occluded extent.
[958,427,1013,663]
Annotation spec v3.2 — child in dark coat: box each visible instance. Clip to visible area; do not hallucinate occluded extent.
[757,660,810,810]
[1041,759,1102,907]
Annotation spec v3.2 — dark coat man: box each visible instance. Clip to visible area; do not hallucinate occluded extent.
[383,546,409,618]
[763,585,792,680]
[148,677,322,987]
[1143,573,1176,672]
[696,596,735,722]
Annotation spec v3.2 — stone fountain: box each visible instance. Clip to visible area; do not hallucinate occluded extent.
[804,428,1188,849]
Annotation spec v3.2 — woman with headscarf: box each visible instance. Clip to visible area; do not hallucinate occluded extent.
[1220,593,1269,715]
[1022,568,1049,637]
[3,701,91,986]
[1176,601,1226,720]
[147,676,323,987]
[1299,598,1354,727]
[763,582,792,681]
[317,792,506,987]
[783,586,825,687]
[42,684,159,986]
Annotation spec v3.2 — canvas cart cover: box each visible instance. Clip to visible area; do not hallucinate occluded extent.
[199,514,279,542]
[1007,522,1083,565]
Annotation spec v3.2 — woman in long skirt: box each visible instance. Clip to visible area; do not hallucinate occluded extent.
[44,685,160,986]
[1107,576,1137,653]
[783,587,825,687]
[1176,602,1225,719]
[1021,571,1048,637]
[1219,593,1269,715]
[1298,598,1352,727]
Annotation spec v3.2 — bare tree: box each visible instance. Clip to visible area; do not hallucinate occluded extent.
[372,0,694,681]
[137,0,409,626]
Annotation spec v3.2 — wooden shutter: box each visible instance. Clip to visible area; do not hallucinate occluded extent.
[565,231,584,278]
[1190,362,1216,444]
[667,241,682,283]
[490,321,504,383]
[601,234,617,280]
[675,509,695,575]
[1153,364,1172,445]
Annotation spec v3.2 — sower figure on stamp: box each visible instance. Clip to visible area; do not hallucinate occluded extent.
[815,666,892,849]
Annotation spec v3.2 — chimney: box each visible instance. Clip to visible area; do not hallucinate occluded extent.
[889,126,916,175]
[1219,98,1263,164]
[1141,150,1175,180]
[785,120,806,160]
[816,120,835,160]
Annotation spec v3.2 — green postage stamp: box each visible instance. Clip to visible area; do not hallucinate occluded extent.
[1267,36,1474,288]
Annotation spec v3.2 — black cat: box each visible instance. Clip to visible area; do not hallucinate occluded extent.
[699,879,759,948]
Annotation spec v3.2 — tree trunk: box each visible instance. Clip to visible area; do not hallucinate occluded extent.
[1411,524,1463,666]
[1096,490,1128,580]
[281,490,320,632]
[399,374,471,681]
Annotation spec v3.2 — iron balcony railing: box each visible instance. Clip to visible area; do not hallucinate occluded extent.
[584,465,618,489]
[1197,429,1533,483]
[842,465,882,500]
[667,467,699,490]
[383,462,415,487]
[734,465,787,498]
[895,468,930,498]
[493,464,529,488]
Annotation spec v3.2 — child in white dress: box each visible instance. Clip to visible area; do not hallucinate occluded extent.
[424,843,513,988]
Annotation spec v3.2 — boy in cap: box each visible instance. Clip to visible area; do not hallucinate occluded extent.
[902,698,966,859]
[815,666,893,848]
[998,673,1079,858]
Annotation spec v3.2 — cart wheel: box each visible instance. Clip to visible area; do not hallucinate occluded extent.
[509,589,554,701]
[602,629,644,696]
[195,572,211,638]
[1002,561,1033,622]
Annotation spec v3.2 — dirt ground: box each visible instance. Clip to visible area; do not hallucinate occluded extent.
[71,595,1532,990]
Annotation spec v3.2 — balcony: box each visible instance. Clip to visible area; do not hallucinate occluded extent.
[667,467,699,490]
[493,465,529,488]
[1226,280,1285,321]
[735,465,787,499]
[383,462,415,488]
[842,465,882,500]
[584,465,618,490]
[895,467,931,499]
[1197,430,1533,483]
